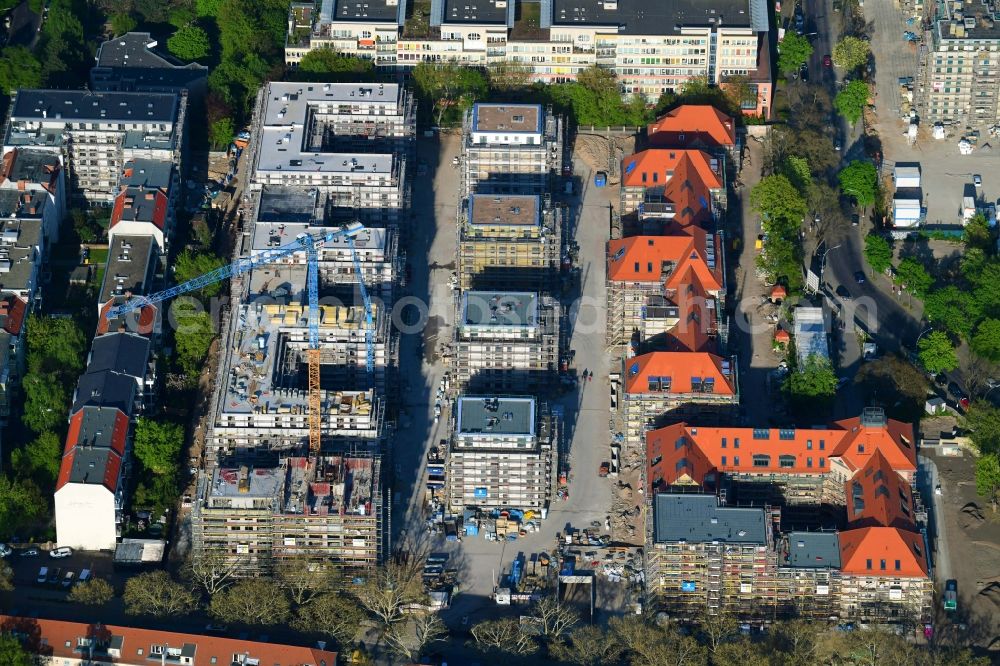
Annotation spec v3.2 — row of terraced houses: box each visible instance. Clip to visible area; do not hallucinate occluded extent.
[604,106,934,623]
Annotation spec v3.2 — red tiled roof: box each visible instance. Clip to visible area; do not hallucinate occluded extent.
[0,295,27,336]
[838,527,928,577]
[55,408,130,492]
[97,301,156,337]
[845,450,915,530]
[830,415,917,474]
[647,105,737,149]
[0,615,337,665]
[625,351,735,396]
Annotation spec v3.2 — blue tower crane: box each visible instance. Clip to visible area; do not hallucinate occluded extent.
[105,221,374,455]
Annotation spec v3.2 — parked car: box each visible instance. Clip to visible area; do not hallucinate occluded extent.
[836,284,852,300]
[974,174,982,187]
[854,271,866,284]
[62,571,75,588]
[0,543,11,557]
[823,54,832,67]
[944,579,958,611]
[47,568,62,585]
[36,567,48,584]
[20,548,39,557]
[49,547,72,559]
[78,569,91,584]
[800,64,810,82]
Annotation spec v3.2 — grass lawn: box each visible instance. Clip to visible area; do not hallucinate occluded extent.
[89,247,109,266]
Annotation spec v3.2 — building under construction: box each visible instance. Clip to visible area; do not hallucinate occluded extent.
[192,454,384,575]
[453,291,559,393]
[457,193,562,291]
[461,103,563,197]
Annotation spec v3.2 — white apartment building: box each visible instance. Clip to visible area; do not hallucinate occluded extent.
[247,82,413,224]
[3,89,184,204]
[286,0,772,108]
[446,395,555,512]
[918,3,1000,126]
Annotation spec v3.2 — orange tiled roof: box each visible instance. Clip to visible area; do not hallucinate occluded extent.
[845,450,915,530]
[622,149,722,191]
[831,415,917,474]
[97,301,157,336]
[0,615,337,665]
[608,235,710,282]
[647,105,737,149]
[646,412,917,490]
[838,527,928,577]
[625,351,735,396]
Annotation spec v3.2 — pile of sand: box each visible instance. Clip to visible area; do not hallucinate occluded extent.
[960,502,986,531]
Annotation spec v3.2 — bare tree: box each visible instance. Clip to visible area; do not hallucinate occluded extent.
[470,618,538,655]
[356,561,426,629]
[549,625,624,665]
[209,579,291,626]
[384,612,448,662]
[609,616,706,666]
[293,591,365,647]
[123,571,197,617]
[184,551,244,596]
[0,563,12,592]
[696,611,739,655]
[531,596,580,640]
[275,557,334,605]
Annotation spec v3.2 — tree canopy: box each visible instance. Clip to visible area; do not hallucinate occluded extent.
[210,579,291,625]
[298,48,376,77]
[834,80,869,125]
[971,318,1000,362]
[976,454,1000,505]
[965,401,1000,455]
[0,477,47,537]
[168,25,211,61]
[838,159,878,206]
[22,372,70,434]
[110,12,138,36]
[124,571,197,617]
[832,36,871,71]
[894,257,933,297]
[924,286,981,339]
[172,299,216,379]
[863,234,892,275]
[778,33,813,74]
[750,175,807,290]
[11,432,62,487]
[917,330,958,374]
[133,418,185,476]
[785,354,838,404]
[412,62,488,126]
[0,47,43,95]
[174,250,227,297]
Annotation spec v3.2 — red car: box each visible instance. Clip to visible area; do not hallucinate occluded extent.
[823,54,832,67]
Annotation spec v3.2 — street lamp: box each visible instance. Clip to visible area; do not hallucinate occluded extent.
[914,326,933,347]
[820,243,842,286]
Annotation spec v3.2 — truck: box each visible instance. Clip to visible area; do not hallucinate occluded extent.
[944,579,958,611]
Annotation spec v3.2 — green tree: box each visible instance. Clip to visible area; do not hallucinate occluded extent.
[964,213,993,251]
[298,47,375,76]
[132,418,185,476]
[67,578,115,605]
[971,259,1000,318]
[964,401,1000,454]
[11,432,62,486]
[838,159,878,206]
[124,571,197,617]
[26,316,86,377]
[976,454,1000,506]
[174,250,227,297]
[412,62,488,126]
[778,33,814,74]
[168,25,211,61]
[863,234,892,274]
[110,12,138,36]
[780,155,812,192]
[487,60,533,91]
[169,6,198,28]
[834,79,869,125]
[196,0,223,17]
[0,634,33,665]
[210,579,291,625]
[917,330,958,374]
[722,74,758,111]
[785,354,838,403]
[894,257,933,297]
[22,372,69,434]
[856,354,931,421]
[172,300,216,378]
[832,36,871,70]
[209,117,235,151]
[0,46,42,95]
[0,477,47,536]
[924,286,981,339]
[750,174,809,225]
[972,318,1000,362]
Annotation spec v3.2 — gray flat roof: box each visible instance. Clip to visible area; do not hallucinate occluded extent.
[472,104,542,133]
[469,193,540,226]
[793,307,829,365]
[332,0,400,21]
[122,159,173,190]
[462,291,538,327]
[457,396,535,436]
[71,405,125,449]
[550,0,761,33]
[443,0,508,23]
[211,466,284,499]
[99,235,155,305]
[257,186,319,223]
[96,32,176,68]
[3,149,60,184]
[10,89,179,124]
[0,191,49,220]
[783,531,842,569]
[653,493,767,544]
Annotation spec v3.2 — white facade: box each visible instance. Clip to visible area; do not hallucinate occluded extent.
[893,198,922,227]
[55,484,117,551]
[894,165,921,188]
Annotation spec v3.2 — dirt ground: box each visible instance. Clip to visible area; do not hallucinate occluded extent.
[929,449,1000,649]
[574,133,636,185]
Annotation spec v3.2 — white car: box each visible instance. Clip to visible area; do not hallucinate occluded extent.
[0,543,11,557]
[49,547,73,559]
[974,174,983,187]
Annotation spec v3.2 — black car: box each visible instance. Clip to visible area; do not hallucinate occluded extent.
[948,381,966,400]
[836,284,852,300]
[800,65,810,82]
[854,271,866,284]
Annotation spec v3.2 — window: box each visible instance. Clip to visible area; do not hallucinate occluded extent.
[806,439,813,450]
[866,558,872,570]
[779,455,796,468]
[779,428,795,440]
[734,438,740,449]
[819,439,825,450]
[675,458,689,472]
[858,444,865,454]
[721,438,727,448]
[807,457,813,468]
[880,559,886,570]
[650,455,662,466]
[819,457,826,468]
[752,454,770,468]
[752,428,769,440]
[675,437,686,450]
[733,456,740,466]
[721,456,727,466]
[894,559,901,571]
